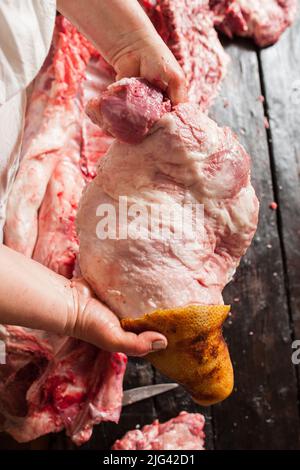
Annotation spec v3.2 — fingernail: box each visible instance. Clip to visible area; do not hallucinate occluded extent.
[151,340,167,351]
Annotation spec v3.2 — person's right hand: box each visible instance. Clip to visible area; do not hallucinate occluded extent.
[110,31,188,105]
[57,0,188,105]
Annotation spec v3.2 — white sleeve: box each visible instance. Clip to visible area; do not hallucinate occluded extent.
[0,0,56,105]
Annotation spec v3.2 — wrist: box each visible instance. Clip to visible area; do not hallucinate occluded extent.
[106,29,153,68]
[63,278,94,339]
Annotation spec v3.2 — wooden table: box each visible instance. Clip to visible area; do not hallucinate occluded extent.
[1,14,300,451]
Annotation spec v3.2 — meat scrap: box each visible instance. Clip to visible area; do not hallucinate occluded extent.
[264,116,270,129]
[112,412,205,450]
[269,201,278,210]
[209,0,297,47]
[141,0,229,110]
[1,18,126,446]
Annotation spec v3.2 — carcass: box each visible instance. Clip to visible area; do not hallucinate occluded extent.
[2,17,126,446]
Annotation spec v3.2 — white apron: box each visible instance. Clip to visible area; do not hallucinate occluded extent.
[0,0,56,241]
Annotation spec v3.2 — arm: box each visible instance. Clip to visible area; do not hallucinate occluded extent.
[56,0,187,103]
[0,244,167,356]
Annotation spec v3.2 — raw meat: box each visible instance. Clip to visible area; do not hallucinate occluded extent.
[1,18,126,446]
[81,58,115,182]
[112,412,205,450]
[86,78,171,144]
[32,56,113,277]
[77,79,259,318]
[209,0,297,46]
[140,0,229,110]
[4,16,94,261]
[0,326,126,445]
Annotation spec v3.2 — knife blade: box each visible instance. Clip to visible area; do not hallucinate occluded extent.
[122,383,179,406]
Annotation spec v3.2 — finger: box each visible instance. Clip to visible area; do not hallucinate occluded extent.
[141,53,188,104]
[149,42,188,104]
[93,316,168,356]
[73,297,168,357]
[115,54,141,81]
[167,70,188,105]
[111,329,168,357]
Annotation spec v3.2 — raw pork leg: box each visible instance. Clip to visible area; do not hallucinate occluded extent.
[77,79,259,318]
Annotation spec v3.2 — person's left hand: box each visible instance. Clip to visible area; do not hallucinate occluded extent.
[65,278,168,357]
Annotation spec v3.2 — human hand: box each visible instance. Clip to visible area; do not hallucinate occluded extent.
[0,244,167,357]
[66,278,168,356]
[109,31,188,104]
[57,0,187,105]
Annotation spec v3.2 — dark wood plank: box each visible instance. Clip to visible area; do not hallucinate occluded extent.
[208,37,300,450]
[259,12,300,342]
[0,433,51,450]
[153,369,215,450]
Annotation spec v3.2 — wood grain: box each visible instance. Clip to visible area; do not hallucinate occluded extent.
[209,35,300,450]
[259,12,300,342]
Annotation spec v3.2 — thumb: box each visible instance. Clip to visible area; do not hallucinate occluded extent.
[68,285,168,357]
[89,309,168,356]
[111,329,168,357]
[167,70,188,105]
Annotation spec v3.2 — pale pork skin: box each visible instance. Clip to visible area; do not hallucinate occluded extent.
[210,0,297,46]
[112,411,205,450]
[77,79,259,319]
